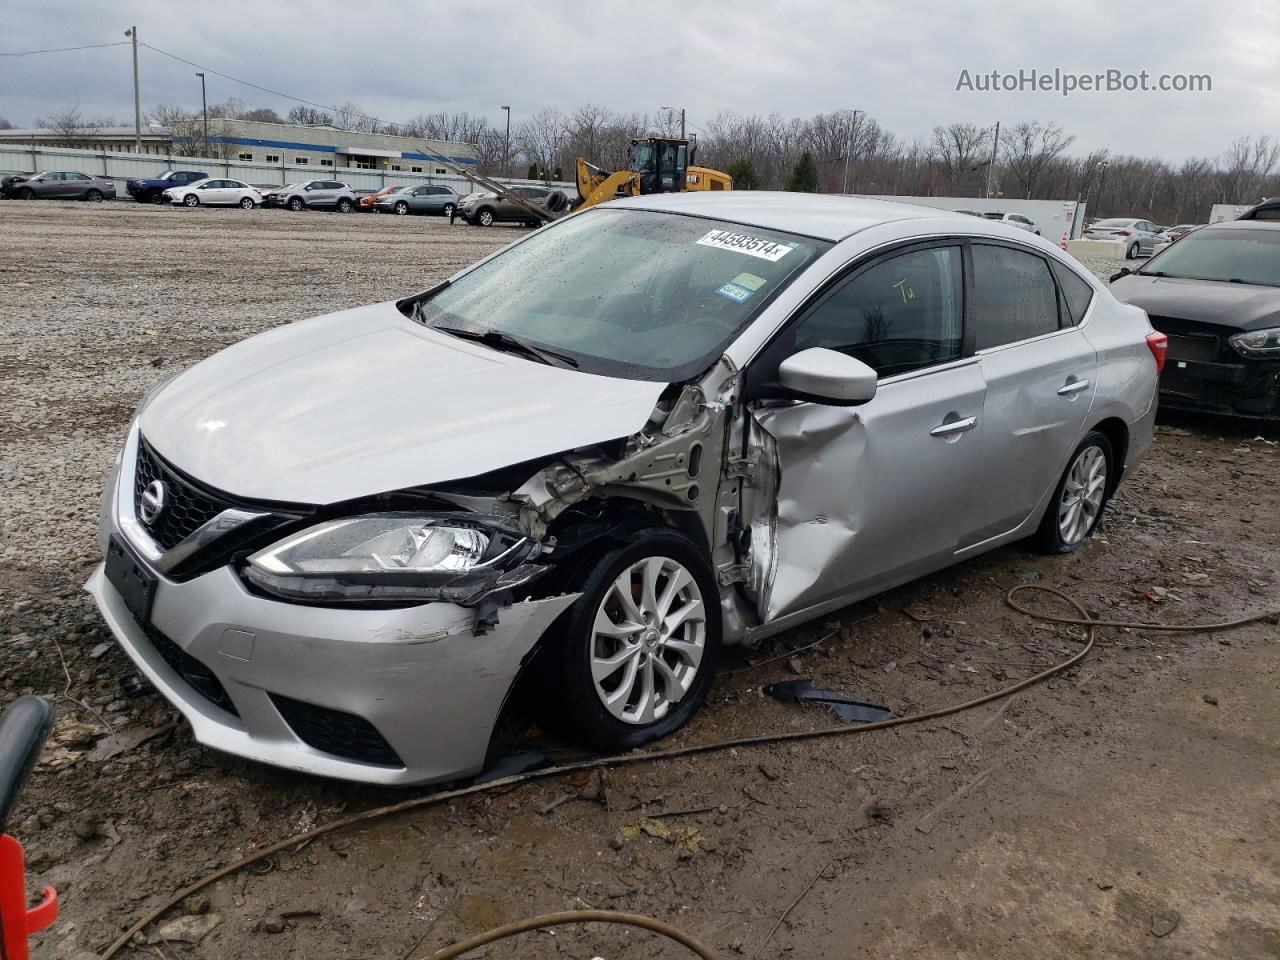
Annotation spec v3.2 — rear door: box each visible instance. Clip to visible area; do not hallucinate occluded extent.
[745,241,987,622]
[961,242,1098,549]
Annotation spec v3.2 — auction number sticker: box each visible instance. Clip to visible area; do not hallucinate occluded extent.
[696,229,795,262]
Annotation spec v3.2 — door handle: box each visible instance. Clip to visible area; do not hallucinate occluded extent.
[1057,378,1091,396]
[930,415,978,437]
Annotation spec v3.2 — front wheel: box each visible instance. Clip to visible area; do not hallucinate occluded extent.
[394,201,409,215]
[335,197,353,213]
[85,189,103,202]
[538,529,721,751]
[287,197,304,212]
[149,190,166,205]
[239,196,255,209]
[1126,241,1140,260]
[476,208,495,226]
[17,188,34,200]
[1035,432,1114,554]
[183,194,199,207]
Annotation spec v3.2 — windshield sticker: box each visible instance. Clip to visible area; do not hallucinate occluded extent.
[697,229,796,262]
[716,281,755,304]
[732,272,767,291]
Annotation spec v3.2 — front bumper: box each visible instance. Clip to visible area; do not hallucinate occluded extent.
[86,432,578,785]
[1159,354,1280,419]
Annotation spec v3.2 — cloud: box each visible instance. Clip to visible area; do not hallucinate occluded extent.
[1,0,1275,161]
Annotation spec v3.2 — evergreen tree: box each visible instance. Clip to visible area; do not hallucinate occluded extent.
[726,158,761,190]
[786,151,820,192]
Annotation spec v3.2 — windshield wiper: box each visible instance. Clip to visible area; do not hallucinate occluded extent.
[433,326,579,368]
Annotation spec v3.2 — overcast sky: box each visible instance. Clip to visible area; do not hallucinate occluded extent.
[2,0,1276,162]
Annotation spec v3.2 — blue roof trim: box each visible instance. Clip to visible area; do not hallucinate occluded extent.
[401,151,477,165]
[172,135,477,165]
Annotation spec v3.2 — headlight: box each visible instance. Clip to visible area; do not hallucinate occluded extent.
[243,513,543,604]
[1229,327,1280,357]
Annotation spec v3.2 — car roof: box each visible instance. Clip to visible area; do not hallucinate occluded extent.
[606,191,951,241]
[1196,219,1280,233]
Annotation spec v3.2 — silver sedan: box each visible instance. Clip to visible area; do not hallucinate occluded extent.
[88,195,1161,784]
[1085,218,1165,258]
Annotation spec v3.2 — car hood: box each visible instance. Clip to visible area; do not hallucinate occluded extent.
[138,301,667,505]
[1109,274,1280,331]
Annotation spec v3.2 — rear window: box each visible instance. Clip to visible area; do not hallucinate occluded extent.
[972,244,1060,349]
[1051,261,1095,325]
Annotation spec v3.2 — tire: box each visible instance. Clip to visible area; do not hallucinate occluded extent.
[335,197,353,213]
[476,207,495,226]
[183,194,199,207]
[239,196,254,209]
[1035,431,1114,554]
[537,528,721,751]
[1126,241,1139,260]
[149,190,166,205]
[394,201,409,215]
[287,196,304,212]
[442,203,455,219]
[17,188,34,201]
[85,189,103,202]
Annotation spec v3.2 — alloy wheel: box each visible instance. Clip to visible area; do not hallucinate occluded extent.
[1058,444,1107,546]
[590,556,706,725]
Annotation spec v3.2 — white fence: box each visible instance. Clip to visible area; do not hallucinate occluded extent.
[0,143,575,197]
[855,194,1088,241]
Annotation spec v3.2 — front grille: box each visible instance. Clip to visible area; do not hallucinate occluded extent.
[270,694,403,767]
[141,621,240,716]
[1148,316,1231,363]
[134,438,234,550]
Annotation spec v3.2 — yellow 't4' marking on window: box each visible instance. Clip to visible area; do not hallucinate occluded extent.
[893,278,916,303]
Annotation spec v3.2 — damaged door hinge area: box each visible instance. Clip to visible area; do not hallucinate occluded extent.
[508,386,728,541]
[723,455,757,483]
[717,560,751,586]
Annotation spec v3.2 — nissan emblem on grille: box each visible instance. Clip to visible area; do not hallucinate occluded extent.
[139,479,167,525]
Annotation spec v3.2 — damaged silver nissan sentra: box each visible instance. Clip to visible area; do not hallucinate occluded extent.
[87,193,1164,784]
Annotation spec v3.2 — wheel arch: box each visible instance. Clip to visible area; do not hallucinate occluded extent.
[1088,416,1129,494]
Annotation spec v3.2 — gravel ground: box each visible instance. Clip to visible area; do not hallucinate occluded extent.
[2,201,1277,960]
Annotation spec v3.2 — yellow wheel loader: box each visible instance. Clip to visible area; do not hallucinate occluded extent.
[575,136,733,211]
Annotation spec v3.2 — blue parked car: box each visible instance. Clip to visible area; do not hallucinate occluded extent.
[126,170,209,204]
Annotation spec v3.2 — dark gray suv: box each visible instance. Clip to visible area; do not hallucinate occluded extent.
[265,180,356,213]
[374,184,458,217]
[458,185,567,226]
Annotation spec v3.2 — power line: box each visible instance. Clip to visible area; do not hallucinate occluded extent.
[138,41,393,129]
[0,40,130,57]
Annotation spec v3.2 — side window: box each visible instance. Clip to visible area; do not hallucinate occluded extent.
[68,173,90,181]
[972,244,1060,349]
[1051,261,1095,326]
[781,245,964,378]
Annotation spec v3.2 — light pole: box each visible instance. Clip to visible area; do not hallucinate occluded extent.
[195,72,208,153]
[124,26,140,153]
[661,105,685,139]
[841,108,862,195]
[501,105,510,177]
[984,121,1000,198]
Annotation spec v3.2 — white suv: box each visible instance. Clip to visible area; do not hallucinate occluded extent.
[982,212,1039,235]
[266,180,355,213]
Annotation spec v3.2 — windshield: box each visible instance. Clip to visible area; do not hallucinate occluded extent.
[630,141,655,174]
[1139,227,1280,286]
[411,208,829,381]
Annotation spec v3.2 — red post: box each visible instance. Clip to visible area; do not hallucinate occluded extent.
[0,833,57,960]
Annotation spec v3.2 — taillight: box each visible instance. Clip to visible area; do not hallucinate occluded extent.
[1114,230,1131,236]
[1146,331,1168,373]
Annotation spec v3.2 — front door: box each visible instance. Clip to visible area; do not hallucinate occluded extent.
[744,242,986,623]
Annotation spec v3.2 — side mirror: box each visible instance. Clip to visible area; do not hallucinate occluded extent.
[1109,267,1132,283]
[777,347,877,406]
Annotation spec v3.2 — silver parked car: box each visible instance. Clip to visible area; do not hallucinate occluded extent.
[264,179,355,212]
[1085,218,1164,259]
[374,184,459,217]
[981,211,1040,234]
[1,170,116,201]
[87,194,1162,784]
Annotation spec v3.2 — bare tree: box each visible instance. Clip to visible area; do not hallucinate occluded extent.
[147,103,204,156]
[514,107,567,179]
[930,122,992,195]
[34,106,116,146]
[287,105,334,127]
[240,107,284,124]
[0,116,13,130]
[1001,121,1076,198]
[1216,135,1280,204]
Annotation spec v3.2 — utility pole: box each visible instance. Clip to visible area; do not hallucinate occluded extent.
[196,72,208,153]
[841,109,862,195]
[983,121,1000,198]
[125,26,141,153]
[501,105,511,177]
[662,106,686,140]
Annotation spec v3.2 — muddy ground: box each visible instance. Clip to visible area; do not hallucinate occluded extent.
[1,201,1277,960]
